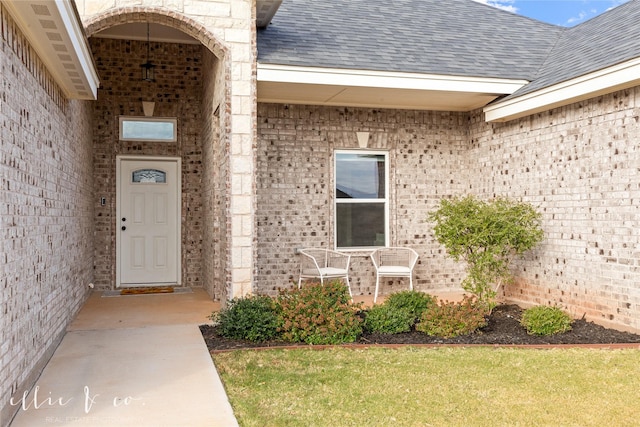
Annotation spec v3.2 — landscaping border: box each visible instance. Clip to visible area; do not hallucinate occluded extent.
[209,342,640,354]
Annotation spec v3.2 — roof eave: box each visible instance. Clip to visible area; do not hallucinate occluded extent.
[484,57,640,122]
[256,0,283,28]
[3,0,99,100]
[258,63,529,111]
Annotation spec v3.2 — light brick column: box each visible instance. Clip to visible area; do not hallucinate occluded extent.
[229,48,256,297]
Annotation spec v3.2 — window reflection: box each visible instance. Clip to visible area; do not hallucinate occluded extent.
[336,153,385,199]
[119,117,177,142]
[335,151,388,249]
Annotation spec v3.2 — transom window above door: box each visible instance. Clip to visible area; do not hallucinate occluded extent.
[119,117,177,142]
[334,150,389,249]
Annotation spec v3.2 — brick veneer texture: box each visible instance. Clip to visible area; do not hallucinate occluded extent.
[201,48,229,301]
[1,6,94,425]
[90,37,204,290]
[256,96,640,331]
[469,87,640,330]
[255,104,469,298]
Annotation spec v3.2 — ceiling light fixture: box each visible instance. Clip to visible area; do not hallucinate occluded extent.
[141,22,155,82]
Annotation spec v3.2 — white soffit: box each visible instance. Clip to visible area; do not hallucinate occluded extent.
[4,0,99,100]
[485,57,640,122]
[257,64,529,111]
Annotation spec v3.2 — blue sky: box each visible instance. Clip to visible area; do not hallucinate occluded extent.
[473,0,631,26]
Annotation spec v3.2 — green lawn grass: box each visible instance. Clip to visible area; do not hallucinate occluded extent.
[213,347,640,426]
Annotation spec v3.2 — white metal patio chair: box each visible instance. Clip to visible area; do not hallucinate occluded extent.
[370,247,419,303]
[298,248,353,299]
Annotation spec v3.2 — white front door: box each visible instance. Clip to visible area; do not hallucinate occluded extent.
[116,156,181,287]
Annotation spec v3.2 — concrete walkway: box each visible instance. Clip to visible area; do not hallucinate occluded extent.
[10,288,239,427]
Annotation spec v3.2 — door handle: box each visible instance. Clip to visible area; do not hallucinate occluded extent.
[122,226,126,231]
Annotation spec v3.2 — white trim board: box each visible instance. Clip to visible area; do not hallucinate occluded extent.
[258,63,529,94]
[484,57,640,122]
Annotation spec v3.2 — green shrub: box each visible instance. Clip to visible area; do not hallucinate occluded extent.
[521,305,573,336]
[384,291,436,322]
[209,295,281,342]
[428,196,544,308]
[364,304,415,334]
[417,296,488,338]
[277,281,363,345]
[364,291,436,334]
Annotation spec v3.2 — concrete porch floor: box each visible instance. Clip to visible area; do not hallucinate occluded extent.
[68,287,221,330]
[9,288,237,427]
[9,286,466,426]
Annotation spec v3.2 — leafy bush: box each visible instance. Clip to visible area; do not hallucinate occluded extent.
[364,291,436,334]
[384,291,436,322]
[277,281,363,345]
[209,295,281,343]
[428,196,544,308]
[417,296,488,338]
[521,305,573,336]
[364,304,415,334]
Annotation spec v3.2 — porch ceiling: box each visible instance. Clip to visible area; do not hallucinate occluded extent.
[91,23,199,45]
[257,64,529,112]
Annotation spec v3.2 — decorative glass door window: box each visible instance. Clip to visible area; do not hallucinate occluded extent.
[119,117,177,142]
[334,150,389,249]
[132,169,167,183]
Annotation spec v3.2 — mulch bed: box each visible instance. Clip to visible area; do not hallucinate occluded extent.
[200,304,640,352]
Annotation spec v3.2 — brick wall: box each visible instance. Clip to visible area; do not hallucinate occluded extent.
[256,104,469,297]
[469,87,640,330]
[256,95,640,332]
[0,6,94,425]
[90,37,204,289]
[201,48,228,300]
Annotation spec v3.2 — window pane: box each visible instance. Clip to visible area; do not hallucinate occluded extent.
[336,153,385,199]
[336,203,385,248]
[132,169,166,183]
[120,119,176,141]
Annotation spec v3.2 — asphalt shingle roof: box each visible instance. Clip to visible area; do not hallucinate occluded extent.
[510,0,640,98]
[257,0,562,80]
[258,0,640,100]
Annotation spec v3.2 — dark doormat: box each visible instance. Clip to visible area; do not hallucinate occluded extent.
[120,286,175,295]
[101,287,193,297]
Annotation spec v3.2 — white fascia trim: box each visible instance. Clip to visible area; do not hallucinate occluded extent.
[484,57,640,122]
[258,63,529,95]
[4,0,99,100]
[55,0,100,99]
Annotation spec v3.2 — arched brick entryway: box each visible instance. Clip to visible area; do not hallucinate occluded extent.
[84,7,228,59]
[82,6,250,302]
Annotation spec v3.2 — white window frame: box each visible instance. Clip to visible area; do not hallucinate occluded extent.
[119,116,177,142]
[334,149,389,250]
